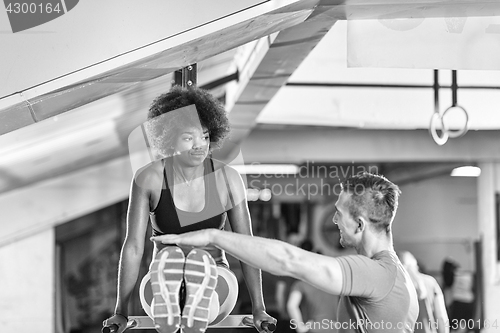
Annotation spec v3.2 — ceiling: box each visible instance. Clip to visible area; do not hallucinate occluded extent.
[259,20,500,130]
[1,0,500,197]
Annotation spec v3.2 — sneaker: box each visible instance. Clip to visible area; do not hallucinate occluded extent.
[150,247,185,333]
[181,249,218,333]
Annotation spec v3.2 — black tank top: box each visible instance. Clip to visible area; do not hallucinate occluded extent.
[149,157,234,267]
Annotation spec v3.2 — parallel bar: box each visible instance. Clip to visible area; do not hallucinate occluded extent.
[127,315,255,330]
[286,81,500,90]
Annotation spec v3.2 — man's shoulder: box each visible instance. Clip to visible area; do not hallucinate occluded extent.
[338,254,372,264]
[337,254,385,273]
[340,251,395,264]
[372,250,401,269]
[373,250,397,260]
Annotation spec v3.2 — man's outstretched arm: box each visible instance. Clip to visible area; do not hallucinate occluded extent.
[151,229,344,295]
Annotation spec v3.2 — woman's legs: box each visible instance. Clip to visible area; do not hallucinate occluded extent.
[181,249,218,333]
[149,246,185,333]
[209,266,239,325]
[140,248,239,330]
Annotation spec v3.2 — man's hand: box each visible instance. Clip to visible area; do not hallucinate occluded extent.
[151,229,214,247]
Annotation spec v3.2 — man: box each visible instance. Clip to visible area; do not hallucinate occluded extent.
[152,172,419,332]
[400,251,449,333]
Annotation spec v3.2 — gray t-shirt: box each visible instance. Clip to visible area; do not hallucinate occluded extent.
[291,280,339,326]
[336,251,419,333]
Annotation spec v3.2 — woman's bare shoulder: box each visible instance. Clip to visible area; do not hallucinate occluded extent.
[133,159,164,189]
[211,158,246,206]
[211,159,240,179]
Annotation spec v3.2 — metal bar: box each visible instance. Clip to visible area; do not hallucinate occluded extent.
[199,70,239,90]
[127,315,255,330]
[286,82,432,89]
[286,82,500,90]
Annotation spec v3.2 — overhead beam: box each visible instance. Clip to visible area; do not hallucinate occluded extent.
[384,162,467,185]
[0,0,316,135]
[217,0,340,161]
[0,0,267,98]
[322,0,500,20]
[239,127,500,163]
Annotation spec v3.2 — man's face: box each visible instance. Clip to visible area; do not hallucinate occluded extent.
[333,191,358,248]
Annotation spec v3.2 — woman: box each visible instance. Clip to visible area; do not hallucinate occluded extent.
[104,86,274,333]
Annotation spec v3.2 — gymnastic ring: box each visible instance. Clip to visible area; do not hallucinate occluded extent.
[429,112,449,146]
[441,104,469,138]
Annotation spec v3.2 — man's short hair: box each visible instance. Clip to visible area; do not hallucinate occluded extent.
[340,172,401,233]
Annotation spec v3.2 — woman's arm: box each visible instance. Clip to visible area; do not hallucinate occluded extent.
[227,201,267,312]
[108,168,155,332]
[114,177,150,314]
[223,166,273,329]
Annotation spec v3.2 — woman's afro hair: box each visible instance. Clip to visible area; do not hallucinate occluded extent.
[147,85,230,150]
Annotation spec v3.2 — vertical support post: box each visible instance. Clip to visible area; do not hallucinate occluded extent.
[451,70,458,106]
[477,162,500,333]
[433,69,439,114]
[174,64,197,88]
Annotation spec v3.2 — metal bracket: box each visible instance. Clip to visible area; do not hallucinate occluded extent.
[174,64,197,88]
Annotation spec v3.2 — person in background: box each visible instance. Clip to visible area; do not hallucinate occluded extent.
[441,258,475,333]
[287,240,339,333]
[400,251,449,333]
[441,259,459,311]
[449,269,475,333]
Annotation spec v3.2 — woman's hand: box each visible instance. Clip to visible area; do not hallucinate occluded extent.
[102,313,128,333]
[151,229,214,248]
[252,309,277,333]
